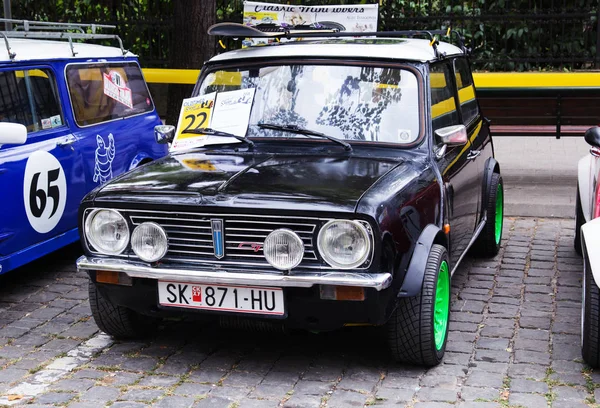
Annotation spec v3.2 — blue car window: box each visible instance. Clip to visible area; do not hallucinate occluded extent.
[0,69,63,133]
[65,62,154,127]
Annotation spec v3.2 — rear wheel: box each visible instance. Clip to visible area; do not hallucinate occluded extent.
[582,254,600,367]
[472,172,503,257]
[386,244,450,366]
[88,281,156,339]
[574,186,584,256]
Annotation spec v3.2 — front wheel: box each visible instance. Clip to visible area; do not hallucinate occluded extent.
[88,281,156,339]
[386,244,450,366]
[582,254,600,367]
[472,172,503,257]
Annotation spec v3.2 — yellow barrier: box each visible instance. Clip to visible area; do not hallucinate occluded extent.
[142,68,600,89]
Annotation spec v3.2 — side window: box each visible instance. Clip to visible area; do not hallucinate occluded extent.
[454,58,479,125]
[0,69,63,133]
[429,63,460,131]
[65,62,154,127]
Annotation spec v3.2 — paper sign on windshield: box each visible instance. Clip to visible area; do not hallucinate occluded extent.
[171,93,216,151]
[171,89,255,151]
[211,88,256,137]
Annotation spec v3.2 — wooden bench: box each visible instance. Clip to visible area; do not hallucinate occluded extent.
[477,88,600,138]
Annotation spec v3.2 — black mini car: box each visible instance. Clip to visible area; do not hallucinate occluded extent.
[77,26,503,366]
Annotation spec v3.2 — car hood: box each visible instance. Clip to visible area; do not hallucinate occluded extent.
[93,151,405,213]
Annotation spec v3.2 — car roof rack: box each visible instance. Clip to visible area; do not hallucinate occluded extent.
[0,18,127,60]
[208,22,468,58]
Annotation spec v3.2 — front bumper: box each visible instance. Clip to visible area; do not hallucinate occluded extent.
[76,256,393,291]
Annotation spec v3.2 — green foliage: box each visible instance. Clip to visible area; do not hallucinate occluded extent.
[8,0,599,71]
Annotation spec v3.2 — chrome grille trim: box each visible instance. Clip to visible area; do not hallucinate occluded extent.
[124,209,323,268]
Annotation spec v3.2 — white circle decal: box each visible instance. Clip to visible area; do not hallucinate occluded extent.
[23,151,67,233]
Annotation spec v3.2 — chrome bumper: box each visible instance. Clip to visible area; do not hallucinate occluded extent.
[77,256,393,291]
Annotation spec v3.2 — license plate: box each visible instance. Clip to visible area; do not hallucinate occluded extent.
[157,281,285,316]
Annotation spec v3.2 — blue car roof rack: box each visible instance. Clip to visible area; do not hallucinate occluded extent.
[0,18,127,59]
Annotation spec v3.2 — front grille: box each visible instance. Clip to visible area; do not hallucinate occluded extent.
[125,210,321,267]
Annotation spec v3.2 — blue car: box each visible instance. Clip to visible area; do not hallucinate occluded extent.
[0,20,167,275]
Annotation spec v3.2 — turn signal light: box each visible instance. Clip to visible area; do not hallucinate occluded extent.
[95,270,132,286]
[319,285,365,301]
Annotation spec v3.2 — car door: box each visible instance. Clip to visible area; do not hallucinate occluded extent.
[63,61,163,191]
[0,67,86,269]
[453,57,491,221]
[430,61,480,267]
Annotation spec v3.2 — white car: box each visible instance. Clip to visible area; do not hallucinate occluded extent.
[575,126,600,367]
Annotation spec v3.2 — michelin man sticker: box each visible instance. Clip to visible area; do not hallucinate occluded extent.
[23,151,67,234]
[94,133,116,184]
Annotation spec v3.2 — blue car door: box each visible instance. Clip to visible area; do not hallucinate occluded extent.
[63,60,164,191]
[0,66,86,272]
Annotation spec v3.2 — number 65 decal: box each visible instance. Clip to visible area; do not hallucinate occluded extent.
[23,151,67,234]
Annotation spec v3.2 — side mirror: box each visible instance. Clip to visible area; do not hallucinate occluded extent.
[435,124,468,146]
[584,126,600,149]
[155,125,175,145]
[0,122,27,148]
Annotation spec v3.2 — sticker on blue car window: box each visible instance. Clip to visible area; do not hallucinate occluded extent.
[23,151,67,234]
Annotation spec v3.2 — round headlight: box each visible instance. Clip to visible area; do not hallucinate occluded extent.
[85,209,129,255]
[317,220,371,269]
[131,222,168,262]
[263,229,304,271]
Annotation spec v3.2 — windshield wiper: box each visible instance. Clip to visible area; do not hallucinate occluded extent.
[182,127,254,148]
[257,123,352,151]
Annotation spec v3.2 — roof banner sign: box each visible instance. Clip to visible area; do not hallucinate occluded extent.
[242,1,379,46]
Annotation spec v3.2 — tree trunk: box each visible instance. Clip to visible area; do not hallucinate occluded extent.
[166,0,217,126]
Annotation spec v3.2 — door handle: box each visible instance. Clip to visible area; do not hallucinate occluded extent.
[467,150,481,160]
[57,135,77,148]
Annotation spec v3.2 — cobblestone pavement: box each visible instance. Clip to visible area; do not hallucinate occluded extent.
[0,217,597,408]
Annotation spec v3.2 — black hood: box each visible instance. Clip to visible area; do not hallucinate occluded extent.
[93,151,404,213]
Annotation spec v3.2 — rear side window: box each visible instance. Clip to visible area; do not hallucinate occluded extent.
[454,58,479,125]
[0,69,63,133]
[429,63,460,131]
[66,62,154,126]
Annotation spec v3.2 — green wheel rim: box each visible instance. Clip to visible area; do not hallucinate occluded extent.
[494,183,503,245]
[434,260,450,351]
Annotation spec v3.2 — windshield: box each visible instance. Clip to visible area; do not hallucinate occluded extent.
[196,64,421,145]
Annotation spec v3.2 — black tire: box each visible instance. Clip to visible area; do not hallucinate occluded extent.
[472,172,503,257]
[386,244,450,366]
[582,254,600,367]
[575,186,584,256]
[88,281,155,339]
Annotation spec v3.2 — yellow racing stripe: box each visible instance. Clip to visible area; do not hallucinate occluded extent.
[141,69,600,89]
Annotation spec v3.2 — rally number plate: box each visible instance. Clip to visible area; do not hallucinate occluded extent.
[158,281,284,316]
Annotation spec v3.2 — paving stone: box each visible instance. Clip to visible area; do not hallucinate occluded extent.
[221,370,264,388]
[0,368,28,383]
[507,363,547,380]
[120,388,165,402]
[374,387,415,403]
[81,385,121,401]
[477,337,510,351]
[49,378,96,392]
[509,378,548,393]
[152,396,196,408]
[459,386,499,401]
[474,349,511,363]
[514,350,551,365]
[138,375,181,387]
[552,385,589,401]
[35,392,77,404]
[173,382,213,396]
[508,392,548,407]
[326,389,368,407]
[416,387,459,402]
[282,394,322,408]
[464,371,505,388]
